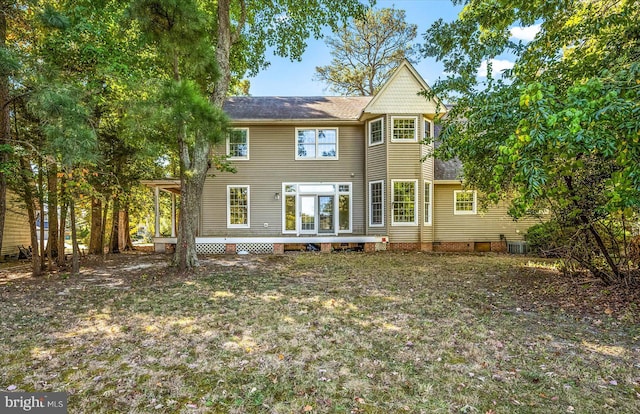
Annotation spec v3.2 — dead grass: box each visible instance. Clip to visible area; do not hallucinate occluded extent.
[1,252,639,413]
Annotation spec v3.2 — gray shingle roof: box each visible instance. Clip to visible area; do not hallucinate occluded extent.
[433,125,464,180]
[223,96,373,120]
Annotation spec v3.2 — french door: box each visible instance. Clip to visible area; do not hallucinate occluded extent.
[299,195,335,234]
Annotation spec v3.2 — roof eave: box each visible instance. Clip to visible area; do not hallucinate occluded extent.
[229,118,364,125]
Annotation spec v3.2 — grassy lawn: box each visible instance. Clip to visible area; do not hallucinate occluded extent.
[1,252,638,413]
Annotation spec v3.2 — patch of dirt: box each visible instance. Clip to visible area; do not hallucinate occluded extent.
[502,265,639,322]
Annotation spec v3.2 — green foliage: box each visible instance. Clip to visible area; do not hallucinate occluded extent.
[231,0,368,79]
[525,222,568,257]
[158,79,227,146]
[0,46,20,77]
[39,4,71,30]
[315,7,418,95]
[423,0,640,283]
[28,84,97,167]
[128,0,220,89]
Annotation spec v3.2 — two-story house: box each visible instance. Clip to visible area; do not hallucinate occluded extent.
[145,61,536,254]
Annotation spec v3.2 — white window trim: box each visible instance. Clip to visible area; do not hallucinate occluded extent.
[227,185,250,228]
[226,128,249,160]
[453,190,477,215]
[424,180,433,226]
[390,116,419,142]
[369,180,385,227]
[391,179,419,226]
[338,184,353,233]
[281,182,352,235]
[368,117,385,147]
[282,185,298,234]
[294,128,339,160]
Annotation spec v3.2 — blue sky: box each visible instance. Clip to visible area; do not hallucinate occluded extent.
[247,0,464,96]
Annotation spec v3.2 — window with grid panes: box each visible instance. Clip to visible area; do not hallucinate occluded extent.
[392,180,417,225]
[392,117,417,141]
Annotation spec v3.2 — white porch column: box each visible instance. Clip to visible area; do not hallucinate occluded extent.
[171,193,176,237]
[154,186,161,237]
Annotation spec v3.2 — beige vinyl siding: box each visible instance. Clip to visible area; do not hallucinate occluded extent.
[421,116,435,182]
[201,123,366,236]
[387,181,420,242]
[2,192,31,257]
[366,67,437,115]
[385,115,424,243]
[433,184,540,242]
[366,119,387,235]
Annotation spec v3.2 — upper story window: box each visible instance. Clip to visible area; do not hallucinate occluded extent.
[296,128,338,160]
[227,128,249,160]
[454,190,477,215]
[424,119,433,140]
[391,116,418,142]
[368,117,384,146]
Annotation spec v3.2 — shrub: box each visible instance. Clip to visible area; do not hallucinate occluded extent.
[525,221,570,257]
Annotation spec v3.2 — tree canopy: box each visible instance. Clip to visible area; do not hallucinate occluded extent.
[315,7,418,96]
[423,0,640,284]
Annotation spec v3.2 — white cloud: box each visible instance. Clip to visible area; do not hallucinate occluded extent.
[478,59,515,78]
[509,24,541,42]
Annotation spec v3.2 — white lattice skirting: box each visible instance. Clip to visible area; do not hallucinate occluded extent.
[196,243,226,254]
[237,243,274,254]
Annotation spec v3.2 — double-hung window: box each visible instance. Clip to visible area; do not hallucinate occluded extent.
[296,128,338,159]
[392,180,418,225]
[424,119,433,140]
[369,118,384,146]
[227,128,249,160]
[369,180,384,227]
[454,190,477,215]
[227,185,250,227]
[391,116,418,142]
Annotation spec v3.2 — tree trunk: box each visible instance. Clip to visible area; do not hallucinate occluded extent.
[88,197,103,254]
[47,165,59,261]
[101,198,109,259]
[122,208,134,251]
[38,157,45,270]
[70,198,79,274]
[0,10,9,260]
[19,158,41,276]
[172,0,234,270]
[174,158,206,270]
[564,176,619,283]
[110,196,120,253]
[57,177,68,268]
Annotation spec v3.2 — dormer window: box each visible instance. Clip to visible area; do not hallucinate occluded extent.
[391,116,418,142]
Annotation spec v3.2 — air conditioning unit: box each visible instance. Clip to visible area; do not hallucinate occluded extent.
[507,241,529,254]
